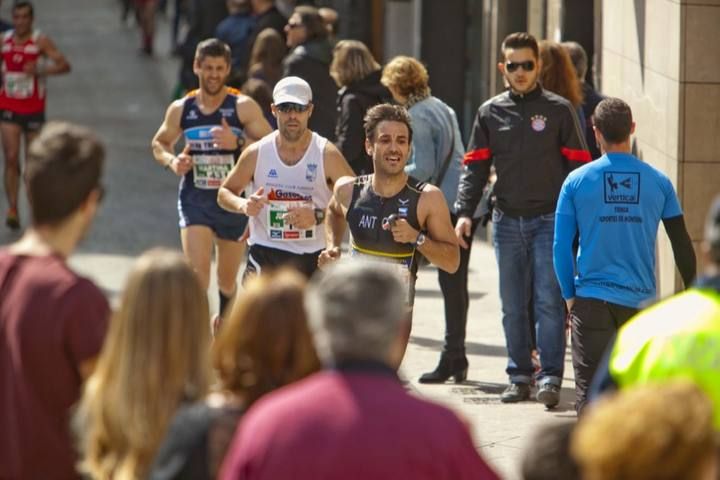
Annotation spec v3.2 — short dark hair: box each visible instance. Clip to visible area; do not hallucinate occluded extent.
[13,1,34,17]
[194,38,231,65]
[364,104,413,144]
[26,122,104,226]
[501,32,539,60]
[593,97,633,144]
[293,6,328,42]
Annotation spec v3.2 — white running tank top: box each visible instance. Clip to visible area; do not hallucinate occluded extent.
[249,130,331,254]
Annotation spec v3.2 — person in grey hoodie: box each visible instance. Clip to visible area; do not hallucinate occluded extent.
[282,6,337,141]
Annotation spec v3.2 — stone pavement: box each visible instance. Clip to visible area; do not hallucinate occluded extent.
[408,243,576,479]
[0,2,577,478]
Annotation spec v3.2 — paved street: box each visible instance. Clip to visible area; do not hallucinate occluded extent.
[0,2,577,478]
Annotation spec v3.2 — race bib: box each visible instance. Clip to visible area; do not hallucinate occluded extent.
[193,154,234,189]
[4,72,34,99]
[266,200,316,241]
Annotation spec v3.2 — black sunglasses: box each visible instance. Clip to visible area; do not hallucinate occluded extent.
[276,103,310,113]
[505,60,535,73]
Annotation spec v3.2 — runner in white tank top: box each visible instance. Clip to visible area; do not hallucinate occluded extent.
[249,130,331,254]
[218,77,354,280]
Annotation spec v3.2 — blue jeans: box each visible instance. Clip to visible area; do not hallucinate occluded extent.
[492,207,565,387]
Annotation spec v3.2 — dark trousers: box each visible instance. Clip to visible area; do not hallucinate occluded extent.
[571,296,637,413]
[438,214,479,359]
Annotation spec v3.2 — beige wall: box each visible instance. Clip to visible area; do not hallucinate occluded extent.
[681,1,720,277]
[601,0,720,296]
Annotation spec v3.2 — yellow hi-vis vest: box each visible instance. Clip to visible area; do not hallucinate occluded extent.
[609,288,720,428]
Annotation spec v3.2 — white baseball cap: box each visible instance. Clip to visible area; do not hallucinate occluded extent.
[273,76,313,106]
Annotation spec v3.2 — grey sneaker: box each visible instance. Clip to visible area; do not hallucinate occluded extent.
[536,383,560,408]
[500,383,530,403]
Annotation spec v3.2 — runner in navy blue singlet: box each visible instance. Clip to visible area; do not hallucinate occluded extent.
[152,39,272,325]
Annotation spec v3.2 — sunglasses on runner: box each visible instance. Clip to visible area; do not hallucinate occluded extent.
[505,60,536,73]
[275,103,310,113]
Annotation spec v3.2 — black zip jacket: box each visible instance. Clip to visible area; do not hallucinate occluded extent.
[455,85,590,218]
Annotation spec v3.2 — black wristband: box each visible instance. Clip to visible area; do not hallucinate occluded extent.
[314,208,326,225]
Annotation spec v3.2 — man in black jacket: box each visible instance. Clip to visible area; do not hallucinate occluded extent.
[282,6,337,141]
[455,32,590,408]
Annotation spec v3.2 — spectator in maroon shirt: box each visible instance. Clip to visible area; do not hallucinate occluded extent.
[220,262,500,480]
[0,122,110,480]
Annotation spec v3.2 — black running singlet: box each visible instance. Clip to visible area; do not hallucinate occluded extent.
[346,175,425,303]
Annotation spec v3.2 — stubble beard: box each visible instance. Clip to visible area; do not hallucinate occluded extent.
[279,124,305,143]
[200,78,226,97]
[507,71,538,95]
[374,156,407,181]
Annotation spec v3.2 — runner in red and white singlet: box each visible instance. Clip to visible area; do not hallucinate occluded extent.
[0,1,70,230]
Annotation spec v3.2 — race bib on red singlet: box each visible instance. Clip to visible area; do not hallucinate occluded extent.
[4,72,34,99]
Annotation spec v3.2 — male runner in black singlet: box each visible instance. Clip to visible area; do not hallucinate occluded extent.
[319,103,459,307]
[151,38,272,318]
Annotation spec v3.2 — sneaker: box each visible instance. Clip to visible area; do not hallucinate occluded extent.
[6,208,19,230]
[537,383,560,408]
[500,383,530,403]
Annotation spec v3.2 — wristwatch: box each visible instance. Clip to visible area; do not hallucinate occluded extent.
[414,231,427,247]
[236,135,245,149]
[314,208,326,225]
